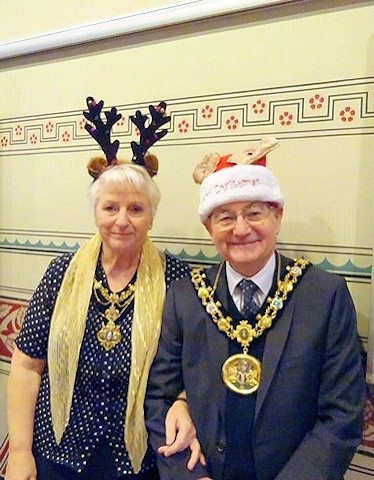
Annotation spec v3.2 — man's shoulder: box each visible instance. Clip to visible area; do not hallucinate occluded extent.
[280,253,342,282]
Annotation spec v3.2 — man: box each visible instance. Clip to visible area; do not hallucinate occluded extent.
[145,138,365,480]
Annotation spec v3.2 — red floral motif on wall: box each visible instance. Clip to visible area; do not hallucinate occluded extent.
[45,121,54,133]
[309,94,324,109]
[226,115,239,129]
[29,133,38,145]
[279,111,293,126]
[14,125,22,135]
[252,99,266,114]
[201,105,213,118]
[0,299,28,361]
[117,117,126,128]
[340,106,356,122]
[178,120,189,133]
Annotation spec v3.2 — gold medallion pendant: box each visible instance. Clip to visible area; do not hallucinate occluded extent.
[97,318,122,351]
[93,278,135,351]
[222,353,261,394]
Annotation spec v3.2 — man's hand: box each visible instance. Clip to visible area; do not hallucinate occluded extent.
[158,398,206,470]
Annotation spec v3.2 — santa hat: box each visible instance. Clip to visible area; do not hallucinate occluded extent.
[193,137,284,221]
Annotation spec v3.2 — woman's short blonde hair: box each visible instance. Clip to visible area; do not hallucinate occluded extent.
[88,163,161,217]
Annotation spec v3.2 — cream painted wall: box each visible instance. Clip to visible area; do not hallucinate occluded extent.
[0,0,293,56]
[1,0,373,325]
[1,0,374,475]
[1,0,188,42]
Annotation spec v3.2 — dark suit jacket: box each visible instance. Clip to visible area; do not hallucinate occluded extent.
[146,254,365,480]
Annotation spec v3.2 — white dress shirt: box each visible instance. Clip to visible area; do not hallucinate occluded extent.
[226,253,276,312]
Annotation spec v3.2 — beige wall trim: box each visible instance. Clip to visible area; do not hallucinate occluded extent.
[0,0,296,60]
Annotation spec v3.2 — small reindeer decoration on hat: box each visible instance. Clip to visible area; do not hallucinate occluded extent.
[83,96,170,179]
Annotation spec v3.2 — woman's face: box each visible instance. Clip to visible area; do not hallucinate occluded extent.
[95,182,153,256]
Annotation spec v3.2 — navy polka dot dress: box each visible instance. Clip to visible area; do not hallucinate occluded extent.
[16,252,190,476]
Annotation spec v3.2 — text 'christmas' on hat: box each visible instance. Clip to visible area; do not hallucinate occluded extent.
[193,137,284,221]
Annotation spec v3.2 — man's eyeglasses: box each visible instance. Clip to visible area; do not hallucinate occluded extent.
[210,202,277,230]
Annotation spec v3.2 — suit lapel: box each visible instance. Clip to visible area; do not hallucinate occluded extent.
[255,254,295,420]
[202,264,230,412]
[204,263,230,365]
[211,263,231,314]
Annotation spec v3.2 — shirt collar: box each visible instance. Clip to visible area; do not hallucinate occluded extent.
[226,252,276,301]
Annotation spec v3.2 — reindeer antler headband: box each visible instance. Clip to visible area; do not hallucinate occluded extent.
[83,96,170,179]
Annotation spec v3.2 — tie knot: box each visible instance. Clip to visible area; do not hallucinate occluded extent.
[238,279,257,296]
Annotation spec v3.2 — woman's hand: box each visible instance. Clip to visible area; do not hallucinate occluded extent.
[6,347,45,480]
[158,398,206,470]
[5,450,37,480]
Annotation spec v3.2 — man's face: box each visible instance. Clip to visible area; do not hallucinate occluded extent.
[204,201,283,277]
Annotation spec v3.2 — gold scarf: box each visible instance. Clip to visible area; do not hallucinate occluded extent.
[48,233,166,473]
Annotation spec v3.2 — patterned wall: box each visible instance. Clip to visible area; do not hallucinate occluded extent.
[1,75,374,478]
[1,76,373,268]
[1,1,374,477]
[1,76,373,339]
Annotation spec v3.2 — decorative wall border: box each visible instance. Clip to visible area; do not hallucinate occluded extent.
[0,228,372,278]
[0,229,89,255]
[1,77,373,155]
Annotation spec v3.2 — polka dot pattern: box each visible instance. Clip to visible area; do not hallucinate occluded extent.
[16,252,190,475]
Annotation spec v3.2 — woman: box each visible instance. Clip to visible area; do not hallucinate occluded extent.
[6,99,194,480]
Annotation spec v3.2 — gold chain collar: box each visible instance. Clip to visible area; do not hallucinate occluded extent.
[93,277,136,351]
[190,256,310,394]
[191,257,310,352]
[93,277,136,305]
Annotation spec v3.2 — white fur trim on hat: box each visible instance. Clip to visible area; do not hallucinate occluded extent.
[198,164,284,221]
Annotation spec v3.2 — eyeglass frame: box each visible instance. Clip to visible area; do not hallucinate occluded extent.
[209,201,280,230]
